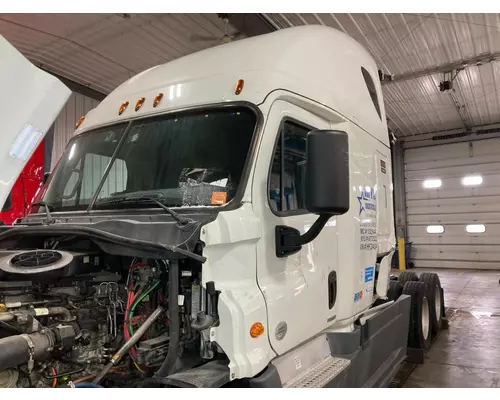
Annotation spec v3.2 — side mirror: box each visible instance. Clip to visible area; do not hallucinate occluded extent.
[306,129,350,215]
[275,129,350,258]
[43,172,50,185]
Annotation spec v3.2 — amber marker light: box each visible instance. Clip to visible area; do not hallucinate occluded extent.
[75,116,85,128]
[250,322,264,338]
[235,79,244,95]
[135,97,145,111]
[118,101,129,115]
[153,93,164,107]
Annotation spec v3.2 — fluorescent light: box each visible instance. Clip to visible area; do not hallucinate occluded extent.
[466,224,485,233]
[462,175,483,186]
[423,179,442,189]
[427,225,444,234]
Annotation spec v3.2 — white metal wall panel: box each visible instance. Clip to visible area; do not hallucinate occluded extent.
[405,137,500,269]
[52,92,100,169]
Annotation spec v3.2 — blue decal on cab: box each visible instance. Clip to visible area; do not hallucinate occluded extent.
[364,266,374,283]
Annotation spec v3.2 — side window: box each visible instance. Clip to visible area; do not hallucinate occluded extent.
[269,120,310,213]
[361,67,381,120]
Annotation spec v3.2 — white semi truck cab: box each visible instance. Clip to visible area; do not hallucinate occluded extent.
[0,26,440,389]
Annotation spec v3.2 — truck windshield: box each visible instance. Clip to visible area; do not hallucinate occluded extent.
[41,107,256,212]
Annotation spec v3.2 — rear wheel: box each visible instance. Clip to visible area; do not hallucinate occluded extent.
[418,272,443,334]
[398,271,419,286]
[403,281,431,350]
[387,280,403,302]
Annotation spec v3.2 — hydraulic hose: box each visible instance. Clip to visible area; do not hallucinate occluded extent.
[154,260,180,379]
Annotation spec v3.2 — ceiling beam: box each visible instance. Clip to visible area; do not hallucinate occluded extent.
[382,51,500,85]
[37,65,107,101]
[227,14,276,38]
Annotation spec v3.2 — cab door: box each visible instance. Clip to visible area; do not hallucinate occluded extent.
[0,35,71,210]
[253,100,338,355]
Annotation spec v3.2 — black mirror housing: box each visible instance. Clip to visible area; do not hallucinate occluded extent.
[275,129,351,258]
[305,130,350,215]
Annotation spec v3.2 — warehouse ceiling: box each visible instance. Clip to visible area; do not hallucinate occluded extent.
[0,14,243,94]
[261,13,500,138]
[1,13,500,137]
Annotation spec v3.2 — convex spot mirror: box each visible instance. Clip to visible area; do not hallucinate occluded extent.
[305,129,350,215]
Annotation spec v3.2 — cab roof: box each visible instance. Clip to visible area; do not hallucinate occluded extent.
[77,25,388,145]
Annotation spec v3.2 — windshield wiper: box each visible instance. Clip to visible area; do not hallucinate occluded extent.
[94,196,192,225]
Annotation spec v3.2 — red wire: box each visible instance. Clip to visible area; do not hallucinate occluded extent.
[51,367,57,388]
[127,261,147,270]
[124,288,142,358]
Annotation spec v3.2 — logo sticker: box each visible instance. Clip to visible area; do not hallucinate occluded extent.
[357,187,377,216]
[364,266,374,283]
[275,322,288,341]
[353,290,364,303]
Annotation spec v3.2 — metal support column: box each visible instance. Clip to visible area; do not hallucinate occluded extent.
[391,140,407,240]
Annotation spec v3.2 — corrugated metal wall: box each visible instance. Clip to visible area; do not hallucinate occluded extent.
[52,92,100,169]
[405,137,500,269]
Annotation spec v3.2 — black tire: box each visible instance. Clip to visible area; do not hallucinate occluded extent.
[418,272,443,334]
[387,280,403,302]
[398,271,419,286]
[402,281,431,350]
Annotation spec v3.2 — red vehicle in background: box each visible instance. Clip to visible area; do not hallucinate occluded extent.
[0,141,46,225]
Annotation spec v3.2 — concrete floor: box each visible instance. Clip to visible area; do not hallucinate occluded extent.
[403,268,500,388]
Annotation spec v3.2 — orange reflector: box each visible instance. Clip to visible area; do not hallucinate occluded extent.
[250,322,264,338]
[75,115,85,129]
[153,93,163,107]
[118,101,129,115]
[234,79,244,95]
[135,97,145,111]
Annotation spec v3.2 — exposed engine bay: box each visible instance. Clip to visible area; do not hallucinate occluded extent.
[0,233,223,388]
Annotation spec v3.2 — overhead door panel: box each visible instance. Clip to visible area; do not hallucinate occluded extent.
[405,137,500,270]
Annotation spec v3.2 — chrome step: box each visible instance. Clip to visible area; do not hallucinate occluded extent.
[284,356,351,388]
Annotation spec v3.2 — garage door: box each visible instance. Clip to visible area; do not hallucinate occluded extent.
[405,137,500,269]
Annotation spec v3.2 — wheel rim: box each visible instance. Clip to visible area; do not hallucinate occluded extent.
[435,285,442,321]
[422,297,430,340]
